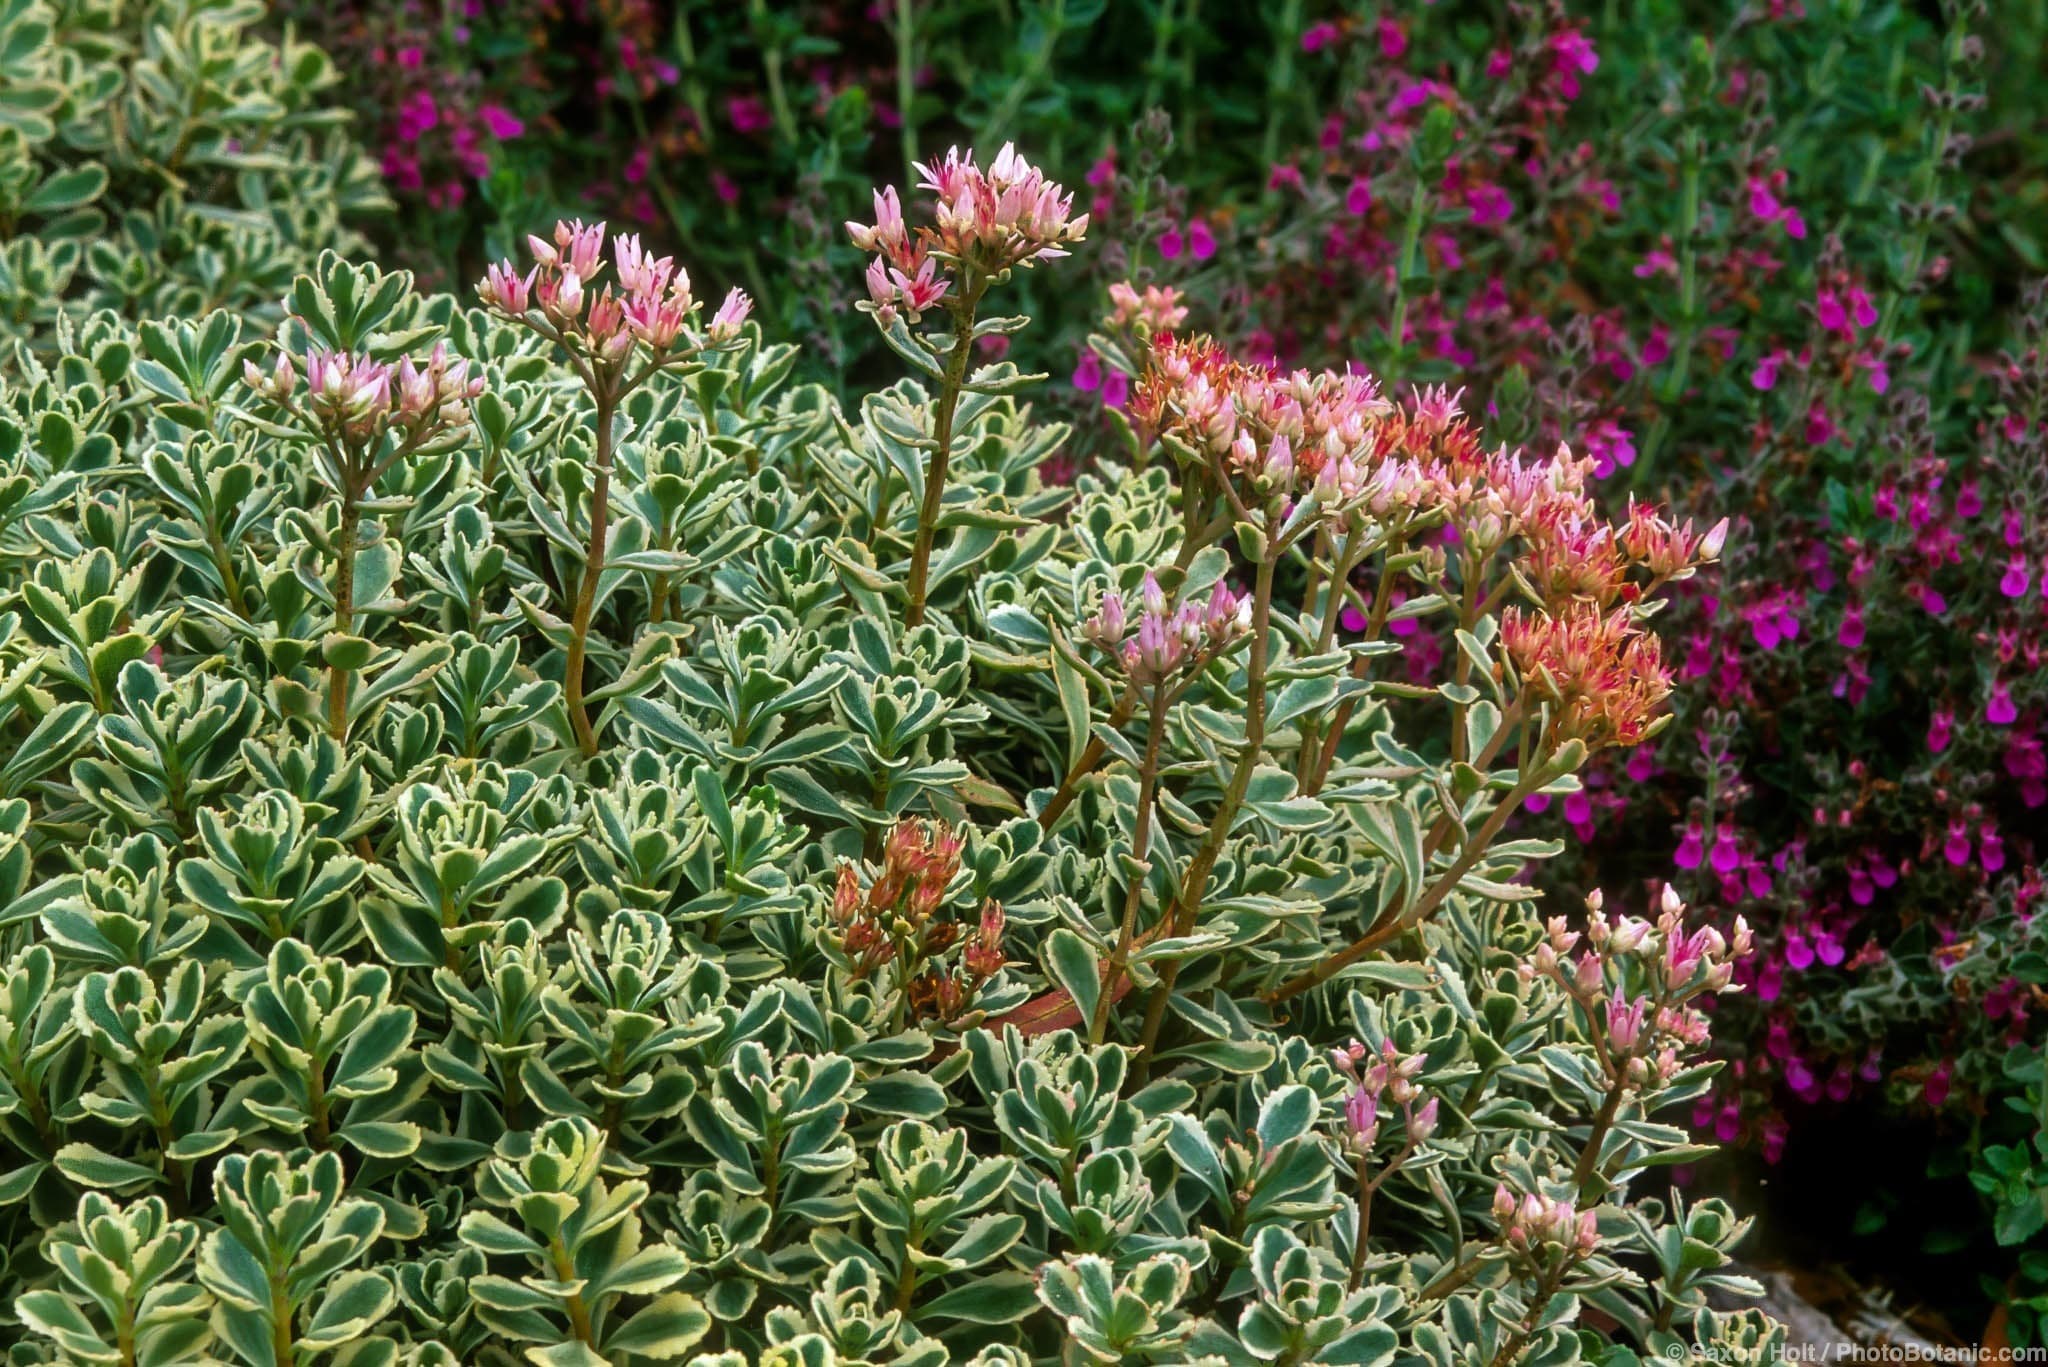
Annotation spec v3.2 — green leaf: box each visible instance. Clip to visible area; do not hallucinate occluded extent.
[602,1292,712,1357]
[916,1271,1040,1324]
[1042,929,1101,1029]
[856,1072,949,1118]
[1254,1084,1317,1149]
[53,1144,162,1193]
[25,163,109,214]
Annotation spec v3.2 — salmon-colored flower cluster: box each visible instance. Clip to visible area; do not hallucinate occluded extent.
[1136,336,1469,525]
[846,142,1088,326]
[476,218,751,371]
[828,819,1006,1024]
[1500,603,1673,750]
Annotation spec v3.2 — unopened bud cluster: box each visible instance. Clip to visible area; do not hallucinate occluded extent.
[1083,571,1252,688]
[476,218,752,371]
[1528,884,1755,1090]
[1138,337,1454,529]
[1106,282,1188,336]
[1493,1182,1601,1259]
[829,819,1005,1024]
[847,142,1087,326]
[244,341,483,450]
[1332,1038,1439,1157]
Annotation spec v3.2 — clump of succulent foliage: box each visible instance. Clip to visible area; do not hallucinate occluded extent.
[0,0,386,346]
[0,143,1776,1364]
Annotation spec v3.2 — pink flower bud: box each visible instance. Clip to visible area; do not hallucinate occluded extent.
[708,288,753,344]
[1406,1096,1438,1143]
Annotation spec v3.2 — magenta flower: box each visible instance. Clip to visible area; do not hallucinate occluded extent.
[1300,20,1340,53]
[1709,825,1740,875]
[1943,819,1972,867]
[1071,349,1101,393]
[1927,707,1953,753]
[726,94,773,135]
[1816,287,1846,333]
[1751,350,1784,391]
[1981,826,2006,873]
[1925,1062,1952,1108]
[1988,681,2019,726]
[478,104,524,139]
[2000,553,2033,599]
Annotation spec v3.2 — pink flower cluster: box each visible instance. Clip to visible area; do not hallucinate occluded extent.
[1529,883,1753,1091]
[1083,571,1251,688]
[476,219,752,367]
[245,342,483,448]
[846,143,1088,326]
[1493,1183,1601,1258]
[1331,1037,1438,1155]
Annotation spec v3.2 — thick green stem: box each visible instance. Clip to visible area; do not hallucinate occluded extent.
[551,1239,597,1346]
[1257,0,1304,189]
[748,0,799,144]
[325,495,360,741]
[564,390,618,757]
[1295,532,1366,783]
[905,307,977,628]
[1091,689,1166,1043]
[1134,552,1277,1064]
[1384,181,1431,367]
[1489,1259,1569,1367]
[1040,530,1212,827]
[1305,561,1400,795]
[1571,1081,1626,1198]
[1347,1155,1375,1291]
[268,1269,295,1367]
[895,0,918,189]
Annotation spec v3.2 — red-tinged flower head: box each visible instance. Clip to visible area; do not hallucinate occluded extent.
[963,901,1006,980]
[1619,501,1731,580]
[831,861,861,925]
[1502,603,1673,750]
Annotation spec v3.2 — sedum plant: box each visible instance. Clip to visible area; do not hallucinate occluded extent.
[1,146,1773,1364]
[0,0,385,347]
